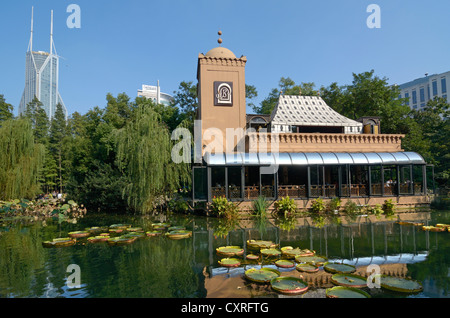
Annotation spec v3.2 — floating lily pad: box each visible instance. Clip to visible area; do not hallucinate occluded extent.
[85,226,108,233]
[378,275,423,293]
[247,240,277,250]
[152,223,170,230]
[244,267,281,283]
[216,246,244,257]
[218,258,241,267]
[123,232,145,239]
[127,227,143,232]
[296,263,319,273]
[68,231,90,238]
[110,224,131,229]
[281,247,315,259]
[275,259,295,268]
[146,230,162,237]
[42,237,76,248]
[87,235,110,243]
[166,230,192,240]
[422,226,446,232]
[270,276,309,295]
[107,236,136,246]
[261,248,281,257]
[295,255,328,265]
[246,254,259,260]
[326,286,371,298]
[331,273,368,288]
[168,226,185,231]
[324,262,356,274]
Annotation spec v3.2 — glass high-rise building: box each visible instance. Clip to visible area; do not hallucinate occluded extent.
[19,8,67,120]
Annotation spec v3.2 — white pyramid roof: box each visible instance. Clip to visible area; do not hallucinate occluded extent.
[270,95,363,128]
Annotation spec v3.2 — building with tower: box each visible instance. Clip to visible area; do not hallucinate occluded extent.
[191,32,434,210]
[19,7,67,120]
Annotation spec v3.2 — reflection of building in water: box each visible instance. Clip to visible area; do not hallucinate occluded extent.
[191,32,435,211]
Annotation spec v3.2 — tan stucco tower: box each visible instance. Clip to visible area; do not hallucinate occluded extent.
[197,32,247,154]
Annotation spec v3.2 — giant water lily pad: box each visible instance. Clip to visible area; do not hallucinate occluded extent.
[296,263,319,273]
[166,230,192,240]
[244,268,281,283]
[146,230,162,237]
[275,259,295,268]
[422,226,446,232]
[270,276,309,295]
[295,255,328,265]
[216,246,244,257]
[324,262,356,274]
[168,226,185,231]
[87,235,110,243]
[331,273,368,288]
[86,226,108,233]
[326,286,371,298]
[218,258,241,267]
[281,247,315,259]
[378,275,423,293]
[107,236,136,246]
[152,223,170,230]
[42,237,76,248]
[247,240,277,250]
[68,231,90,238]
[246,254,259,260]
[261,248,281,257]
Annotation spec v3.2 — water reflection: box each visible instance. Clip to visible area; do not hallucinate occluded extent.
[0,210,449,298]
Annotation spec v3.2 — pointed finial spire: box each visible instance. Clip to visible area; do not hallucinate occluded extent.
[28,6,34,52]
[217,30,223,45]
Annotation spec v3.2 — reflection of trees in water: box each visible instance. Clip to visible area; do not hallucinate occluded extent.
[0,221,46,297]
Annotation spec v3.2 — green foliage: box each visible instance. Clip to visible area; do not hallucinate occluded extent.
[0,118,45,200]
[0,94,13,123]
[252,196,269,219]
[382,199,396,217]
[343,200,360,216]
[274,196,297,217]
[310,197,326,214]
[210,196,239,220]
[326,198,341,212]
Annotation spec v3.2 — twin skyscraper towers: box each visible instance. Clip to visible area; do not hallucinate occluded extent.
[19,7,68,120]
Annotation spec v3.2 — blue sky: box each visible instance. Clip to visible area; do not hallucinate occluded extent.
[1,0,449,116]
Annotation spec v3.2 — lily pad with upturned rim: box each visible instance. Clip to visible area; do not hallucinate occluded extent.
[246,254,260,260]
[146,230,163,237]
[247,240,278,250]
[324,262,356,274]
[295,263,319,273]
[244,267,281,283]
[331,273,368,288]
[218,258,241,267]
[42,238,76,248]
[68,231,90,238]
[216,246,244,257]
[152,223,170,230]
[281,247,315,259]
[377,275,423,293]
[275,259,295,268]
[166,230,192,240]
[326,286,371,298]
[295,255,328,265]
[261,248,282,257]
[270,276,309,295]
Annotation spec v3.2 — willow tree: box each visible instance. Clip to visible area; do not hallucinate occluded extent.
[0,118,45,200]
[116,105,190,214]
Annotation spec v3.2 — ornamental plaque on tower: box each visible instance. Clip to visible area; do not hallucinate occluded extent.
[214,81,233,106]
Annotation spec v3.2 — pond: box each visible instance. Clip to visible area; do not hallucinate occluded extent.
[1,209,450,299]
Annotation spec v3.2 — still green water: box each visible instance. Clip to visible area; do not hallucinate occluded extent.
[1,210,450,298]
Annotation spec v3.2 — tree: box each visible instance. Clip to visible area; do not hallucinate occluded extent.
[49,103,68,193]
[0,94,13,124]
[0,118,45,199]
[116,104,190,214]
[245,84,258,111]
[24,96,50,145]
[172,81,198,130]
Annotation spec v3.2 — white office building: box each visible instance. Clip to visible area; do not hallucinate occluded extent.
[398,71,449,110]
[137,81,174,106]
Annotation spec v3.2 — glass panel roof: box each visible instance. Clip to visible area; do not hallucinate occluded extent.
[204,152,425,166]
